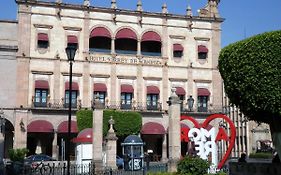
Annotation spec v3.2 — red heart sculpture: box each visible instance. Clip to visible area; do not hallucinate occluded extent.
[181,114,236,169]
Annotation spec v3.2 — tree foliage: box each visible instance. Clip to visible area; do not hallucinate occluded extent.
[76,109,142,137]
[218,30,281,124]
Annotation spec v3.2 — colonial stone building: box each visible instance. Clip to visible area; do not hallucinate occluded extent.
[0,0,271,163]
[0,20,18,160]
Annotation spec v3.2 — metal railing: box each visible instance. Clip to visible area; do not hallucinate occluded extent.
[31,98,226,115]
[31,98,82,110]
[93,101,163,112]
[6,161,168,175]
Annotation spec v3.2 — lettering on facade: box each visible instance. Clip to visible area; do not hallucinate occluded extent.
[88,55,163,66]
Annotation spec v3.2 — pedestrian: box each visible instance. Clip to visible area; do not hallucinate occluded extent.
[238,153,247,163]
[272,152,280,163]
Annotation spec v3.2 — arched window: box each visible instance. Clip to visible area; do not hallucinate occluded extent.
[115,28,137,55]
[141,31,161,56]
[89,27,111,53]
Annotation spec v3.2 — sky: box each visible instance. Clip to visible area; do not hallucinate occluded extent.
[1,0,280,47]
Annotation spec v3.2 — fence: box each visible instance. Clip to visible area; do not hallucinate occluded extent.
[4,161,167,175]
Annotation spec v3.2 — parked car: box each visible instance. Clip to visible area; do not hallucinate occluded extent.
[116,156,124,169]
[24,154,55,168]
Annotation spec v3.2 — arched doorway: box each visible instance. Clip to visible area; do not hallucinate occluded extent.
[1,118,14,159]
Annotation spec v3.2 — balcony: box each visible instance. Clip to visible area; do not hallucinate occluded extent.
[31,98,225,115]
[31,97,81,110]
[92,101,162,112]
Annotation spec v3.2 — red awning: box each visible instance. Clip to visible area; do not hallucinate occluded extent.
[35,80,49,89]
[141,122,166,134]
[94,83,107,92]
[65,82,79,91]
[27,120,54,133]
[38,33,49,41]
[197,88,210,96]
[173,44,184,51]
[57,121,78,133]
[141,31,161,42]
[176,87,186,95]
[90,27,111,38]
[67,35,78,44]
[198,45,208,53]
[116,28,137,40]
[121,84,134,93]
[147,86,160,94]
[72,128,93,143]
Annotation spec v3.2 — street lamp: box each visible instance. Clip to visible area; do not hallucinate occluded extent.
[187,95,194,112]
[65,45,77,175]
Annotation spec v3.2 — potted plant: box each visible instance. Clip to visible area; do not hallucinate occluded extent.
[7,148,28,174]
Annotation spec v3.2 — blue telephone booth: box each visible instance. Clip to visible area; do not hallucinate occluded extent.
[121,135,145,171]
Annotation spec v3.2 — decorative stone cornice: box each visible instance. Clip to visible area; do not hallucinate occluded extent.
[90,74,110,78]
[31,70,53,75]
[63,26,82,31]
[117,75,137,80]
[33,24,53,29]
[143,77,162,81]
[61,72,83,77]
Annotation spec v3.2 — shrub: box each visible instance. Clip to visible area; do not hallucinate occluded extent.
[249,152,273,159]
[76,109,142,137]
[177,156,210,175]
[8,148,28,162]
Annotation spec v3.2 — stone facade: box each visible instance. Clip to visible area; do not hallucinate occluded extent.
[0,0,271,165]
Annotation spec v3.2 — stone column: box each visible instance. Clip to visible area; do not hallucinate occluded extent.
[161,14,169,111]
[110,64,117,105]
[92,99,104,171]
[111,38,115,55]
[161,134,168,162]
[14,110,29,149]
[52,130,58,160]
[167,88,181,172]
[137,39,141,56]
[105,116,118,169]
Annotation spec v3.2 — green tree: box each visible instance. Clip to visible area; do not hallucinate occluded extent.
[218,30,281,154]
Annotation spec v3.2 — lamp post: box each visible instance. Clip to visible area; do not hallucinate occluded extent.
[65,45,77,175]
[187,95,194,112]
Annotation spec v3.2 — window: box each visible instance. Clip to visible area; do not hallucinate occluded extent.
[121,93,132,109]
[197,96,208,112]
[65,90,77,108]
[37,33,49,49]
[198,45,208,60]
[89,27,111,53]
[141,31,162,56]
[178,95,185,111]
[175,87,186,111]
[34,89,48,107]
[146,94,159,110]
[115,28,137,55]
[94,91,106,106]
[173,44,184,58]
